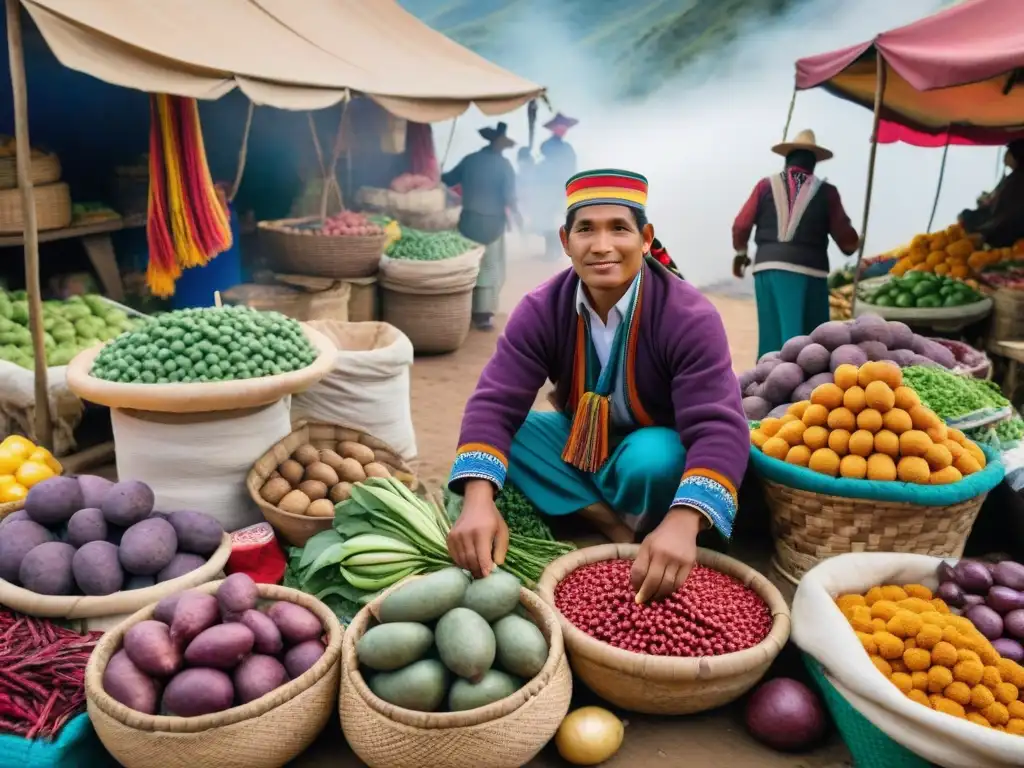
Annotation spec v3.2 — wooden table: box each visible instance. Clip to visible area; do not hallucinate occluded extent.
[0,213,144,300]
[988,339,1024,407]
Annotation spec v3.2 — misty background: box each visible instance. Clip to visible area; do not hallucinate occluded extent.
[402,0,1003,294]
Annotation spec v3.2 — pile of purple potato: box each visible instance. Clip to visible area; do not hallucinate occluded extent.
[937,558,1024,661]
[741,315,958,420]
[0,475,224,596]
[103,573,329,717]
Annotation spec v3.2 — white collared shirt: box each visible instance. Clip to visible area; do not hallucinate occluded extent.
[574,274,640,426]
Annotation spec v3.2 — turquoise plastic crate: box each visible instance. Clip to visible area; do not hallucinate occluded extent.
[803,654,935,768]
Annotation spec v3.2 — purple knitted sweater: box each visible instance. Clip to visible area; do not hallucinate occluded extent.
[448,260,749,535]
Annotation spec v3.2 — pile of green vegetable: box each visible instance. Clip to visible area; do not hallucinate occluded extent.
[283,477,573,621]
[385,227,477,261]
[90,306,317,384]
[0,291,138,369]
[865,273,982,309]
[966,416,1024,451]
[903,365,1010,420]
[355,568,548,713]
[446,481,555,541]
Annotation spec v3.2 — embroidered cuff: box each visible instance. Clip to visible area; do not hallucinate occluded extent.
[671,472,737,539]
[448,443,508,493]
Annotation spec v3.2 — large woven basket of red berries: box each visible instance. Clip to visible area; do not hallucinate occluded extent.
[536,543,791,714]
[257,213,388,280]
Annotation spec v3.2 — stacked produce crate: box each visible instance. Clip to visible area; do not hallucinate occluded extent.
[0,136,71,233]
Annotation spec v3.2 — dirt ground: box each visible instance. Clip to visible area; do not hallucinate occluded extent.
[293,239,853,767]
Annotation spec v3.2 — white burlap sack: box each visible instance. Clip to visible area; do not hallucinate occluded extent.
[793,552,1024,768]
[0,361,84,456]
[378,247,483,293]
[111,399,292,532]
[290,321,416,460]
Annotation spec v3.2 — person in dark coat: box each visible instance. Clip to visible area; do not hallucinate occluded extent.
[539,113,579,259]
[732,129,860,359]
[442,122,521,331]
[960,139,1024,249]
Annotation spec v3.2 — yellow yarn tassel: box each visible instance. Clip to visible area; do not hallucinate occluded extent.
[156,94,204,268]
[561,391,611,472]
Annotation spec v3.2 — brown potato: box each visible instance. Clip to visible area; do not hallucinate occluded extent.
[373,449,403,467]
[362,462,392,479]
[277,459,304,486]
[336,458,367,483]
[297,480,328,501]
[307,499,335,518]
[259,477,291,505]
[329,482,353,503]
[278,490,311,516]
[304,462,340,487]
[292,445,320,467]
[338,441,375,465]
[318,449,346,473]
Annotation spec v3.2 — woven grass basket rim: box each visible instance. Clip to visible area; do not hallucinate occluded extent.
[0,498,23,521]
[257,216,388,246]
[246,420,415,527]
[84,580,343,733]
[342,577,566,730]
[536,543,791,681]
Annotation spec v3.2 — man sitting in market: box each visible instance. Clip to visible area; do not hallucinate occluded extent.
[444,169,749,603]
[960,139,1024,248]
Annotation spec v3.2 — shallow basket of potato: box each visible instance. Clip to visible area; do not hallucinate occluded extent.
[247,421,420,546]
[536,543,791,715]
[84,580,343,768]
[339,577,573,768]
[748,361,1006,582]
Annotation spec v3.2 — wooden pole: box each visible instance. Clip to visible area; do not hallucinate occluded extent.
[926,138,950,233]
[849,51,887,317]
[6,0,52,449]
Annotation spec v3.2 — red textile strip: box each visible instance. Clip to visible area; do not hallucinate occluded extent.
[145,96,179,297]
[567,174,648,195]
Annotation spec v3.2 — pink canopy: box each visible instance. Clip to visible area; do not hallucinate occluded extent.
[795,0,1024,147]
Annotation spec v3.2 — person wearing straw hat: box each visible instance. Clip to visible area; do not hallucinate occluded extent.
[442,122,522,331]
[539,113,579,259]
[445,169,748,603]
[732,129,860,359]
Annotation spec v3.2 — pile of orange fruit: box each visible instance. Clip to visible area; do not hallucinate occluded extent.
[0,435,62,503]
[838,583,1024,733]
[750,361,986,483]
[888,223,1022,281]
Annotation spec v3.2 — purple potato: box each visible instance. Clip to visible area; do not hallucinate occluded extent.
[66,507,108,548]
[954,560,994,594]
[76,474,114,510]
[19,541,76,595]
[124,620,182,677]
[993,561,1024,591]
[119,518,177,576]
[234,654,288,704]
[0,519,52,583]
[72,540,124,596]
[162,668,234,717]
[267,602,323,645]
[216,573,259,621]
[103,650,160,715]
[240,609,283,655]
[169,592,220,648]
[0,509,28,529]
[101,480,155,527]
[284,639,326,679]
[965,604,1003,640]
[24,476,84,527]
[183,623,255,669]
[157,553,206,583]
[167,510,224,557]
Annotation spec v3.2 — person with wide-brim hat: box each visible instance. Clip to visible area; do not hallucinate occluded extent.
[538,113,579,259]
[442,121,522,330]
[444,167,747,604]
[731,128,860,360]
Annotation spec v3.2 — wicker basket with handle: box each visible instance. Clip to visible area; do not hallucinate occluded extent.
[0,181,72,233]
[0,499,22,523]
[247,421,419,546]
[257,216,386,279]
[340,578,572,768]
[535,543,791,715]
[84,580,343,768]
[380,282,473,355]
[221,275,351,323]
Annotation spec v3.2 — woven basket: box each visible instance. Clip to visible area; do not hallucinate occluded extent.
[0,151,61,190]
[991,288,1024,341]
[84,580,343,768]
[0,181,72,233]
[340,582,572,768]
[765,480,987,582]
[388,187,446,215]
[535,543,791,715]
[246,421,418,546]
[221,277,351,323]
[930,337,992,379]
[381,285,473,355]
[0,499,22,522]
[357,186,390,212]
[257,217,386,279]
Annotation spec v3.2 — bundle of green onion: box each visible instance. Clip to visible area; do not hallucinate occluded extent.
[285,477,574,620]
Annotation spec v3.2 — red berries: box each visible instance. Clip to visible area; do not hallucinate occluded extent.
[553,559,772,657]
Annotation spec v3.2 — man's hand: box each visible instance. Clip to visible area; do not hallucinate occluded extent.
[630,506,705,603]
[447,479,509,578]
[732,254,751,279]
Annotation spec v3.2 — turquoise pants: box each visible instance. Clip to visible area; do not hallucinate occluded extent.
[507,411,686,532]
[754,269,829,360]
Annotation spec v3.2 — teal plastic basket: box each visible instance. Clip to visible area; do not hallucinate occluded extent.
[803,654,935,768]
[0,713,114,768]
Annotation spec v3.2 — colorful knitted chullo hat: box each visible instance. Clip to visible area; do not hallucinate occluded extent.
[565,169,648,214]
